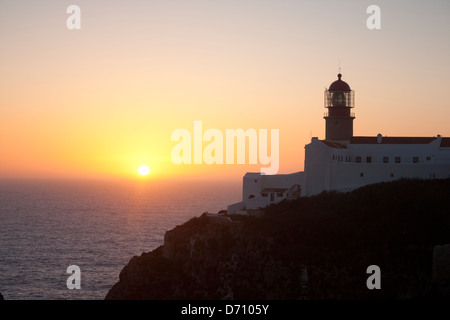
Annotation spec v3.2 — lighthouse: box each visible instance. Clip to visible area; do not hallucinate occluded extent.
[227,71,450,214]
[324,73,355,143]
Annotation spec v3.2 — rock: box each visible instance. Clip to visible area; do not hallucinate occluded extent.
[106,214,305,299]
[432,244,450,298]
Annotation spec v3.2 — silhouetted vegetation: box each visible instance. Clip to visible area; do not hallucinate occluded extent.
[246,178,450,251]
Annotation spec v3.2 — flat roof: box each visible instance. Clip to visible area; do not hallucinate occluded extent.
[320,136,450,148]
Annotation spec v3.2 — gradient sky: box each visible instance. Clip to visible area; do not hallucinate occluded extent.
[1,0,449,180]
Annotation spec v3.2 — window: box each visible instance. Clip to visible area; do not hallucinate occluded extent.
[254,179,258,183]
[413,157,419,163]
[356,156,362,163]
[383,157,389,163]
[277,192,284,197]
[366,156,372,163]
[390,173,394,178]
[360,172,364,177]
[426,156,431,161]
[261,193,268,197]
[270,193,274,201]
[395,157,401,163]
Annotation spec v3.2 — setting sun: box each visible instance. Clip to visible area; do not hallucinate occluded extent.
[138,165,150,176]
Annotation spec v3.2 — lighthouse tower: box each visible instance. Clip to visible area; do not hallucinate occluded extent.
[324,74,355,143]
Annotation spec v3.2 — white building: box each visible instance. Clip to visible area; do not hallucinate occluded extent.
[228,73,450,214]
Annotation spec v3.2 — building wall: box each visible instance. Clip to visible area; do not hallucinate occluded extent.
[229,137,450,214]
[227,201,246,214]
[329,162,450,193]
[245,197,272,210]
[304,138,331,196]
[261,172,303,189]
[346,139,442,164]
[304,138,450,196]
[242,173,262,201]
[228,172,304,214]
[311,139,450,194]
[325,117,354,141]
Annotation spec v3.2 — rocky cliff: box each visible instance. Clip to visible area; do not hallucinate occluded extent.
[106,178,450,300]
[106,215,307,299]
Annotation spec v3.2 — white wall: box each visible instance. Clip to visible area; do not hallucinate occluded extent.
[230,137,450,214]
[227,201,246,214]
[304,138,331,196]
[261,172,303,189]
[329,162,450,193]
[242,173,262,201]
[304,138,450,197]
[346,139,441,164]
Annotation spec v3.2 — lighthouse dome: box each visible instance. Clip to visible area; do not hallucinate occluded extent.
[329,73,351,91]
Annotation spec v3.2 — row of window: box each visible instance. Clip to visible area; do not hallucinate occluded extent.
[356,156,403,163]
[332,155,433,163]
[261,192,285,198]
[359,172,443,179]
[356,156,431,163]
[333,155,350,162]
[360,172,396,178]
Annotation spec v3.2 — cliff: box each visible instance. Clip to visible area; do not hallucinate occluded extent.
[106,178,450,300]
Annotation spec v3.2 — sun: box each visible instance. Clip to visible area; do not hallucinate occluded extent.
[138,165,150,176]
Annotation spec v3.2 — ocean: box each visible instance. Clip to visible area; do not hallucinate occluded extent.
[0,179,241,300]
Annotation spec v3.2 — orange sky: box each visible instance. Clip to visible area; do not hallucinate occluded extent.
[1,1,449,180]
